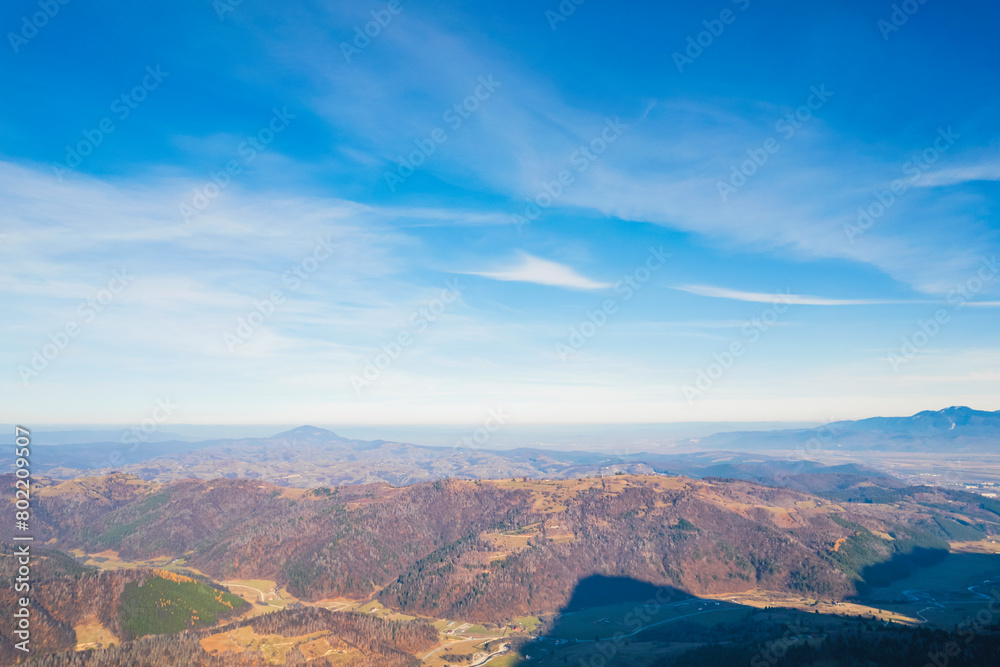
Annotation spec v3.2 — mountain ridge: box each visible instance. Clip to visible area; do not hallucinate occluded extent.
[692,406,1000,453]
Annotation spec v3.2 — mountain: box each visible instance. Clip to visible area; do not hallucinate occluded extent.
[692,406,1000,453]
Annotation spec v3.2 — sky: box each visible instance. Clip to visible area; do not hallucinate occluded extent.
[2,0,999,428]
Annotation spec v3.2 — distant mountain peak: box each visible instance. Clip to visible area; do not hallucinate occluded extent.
[271,425,342,440]
[908,406,998,426]
[914,406,975,417]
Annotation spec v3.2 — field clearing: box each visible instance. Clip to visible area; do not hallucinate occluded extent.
[952,540,1000,554]
[73,617,117,651]
[716,590,919,625]
[485,531,534,554]
[356,600,382,614]
[225,579,276,592]
[485,475,691,514]
[421,636,504,667]
[221,579,284,607]
[67,549,210,579]
[481,656,519,667]
[37,475,156,498]
[708,501,798,526]
[513,615,541,633]
[200,626,355,664]
[329,598,419,621]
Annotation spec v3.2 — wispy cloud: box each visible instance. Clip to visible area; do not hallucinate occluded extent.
[917,163,1000,187]
[673,285,929,306]
[467,254,611,290]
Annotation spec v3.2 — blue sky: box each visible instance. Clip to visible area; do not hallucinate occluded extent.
[2,0,999,426]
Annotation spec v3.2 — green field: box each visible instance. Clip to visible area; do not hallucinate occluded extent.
[513,615,541,633]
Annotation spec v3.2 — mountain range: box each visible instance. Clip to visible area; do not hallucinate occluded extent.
[9,408,995,490]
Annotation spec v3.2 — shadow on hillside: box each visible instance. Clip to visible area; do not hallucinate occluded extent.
[510,575,755,666]
[855,545,949,592]
[508,553,1000,667]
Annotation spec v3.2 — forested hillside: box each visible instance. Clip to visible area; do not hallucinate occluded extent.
[13,474,999,623]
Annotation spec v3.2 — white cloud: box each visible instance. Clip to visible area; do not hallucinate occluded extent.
[466,254,611,290]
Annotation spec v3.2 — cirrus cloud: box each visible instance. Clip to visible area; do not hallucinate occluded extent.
[466,253,612,290]
[673,284,932,306]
